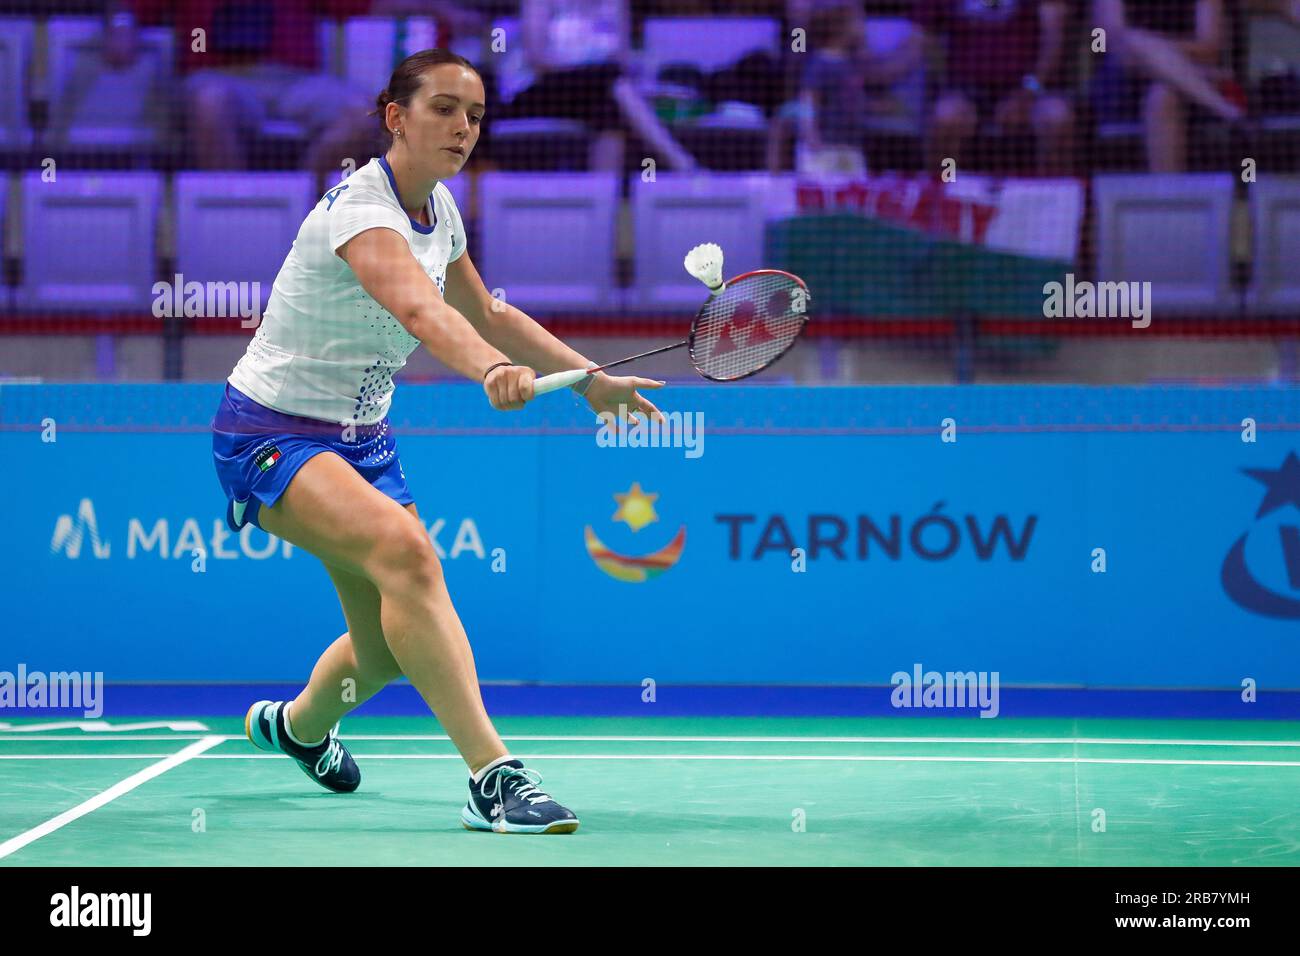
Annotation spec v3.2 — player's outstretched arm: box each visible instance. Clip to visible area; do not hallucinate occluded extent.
[339,227,535,410]
[444,250,664,422]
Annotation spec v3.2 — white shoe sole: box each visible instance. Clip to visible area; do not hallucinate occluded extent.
[245,700,277,751]
[460,805,580,834]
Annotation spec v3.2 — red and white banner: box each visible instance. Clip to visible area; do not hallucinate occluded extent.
[790,174,1085,262]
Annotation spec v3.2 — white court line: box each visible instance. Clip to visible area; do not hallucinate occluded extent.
[2,733,1298,746]
[0,721,209,733]
[0,754,229,759]
[2,738,1300,749]
[0,735,225,741]
[347,734,1300,747]
[1,753,1298,768]
[0,736,225,861]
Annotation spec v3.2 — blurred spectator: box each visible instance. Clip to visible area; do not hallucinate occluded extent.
[1092,0,1245,172]
[639,0,785,13]
[493,0,698,172]
[305,0,487,188]
[795,0,923,175]
[912,0,1075,176]
[104,0,374,171]
[796,2,869,175]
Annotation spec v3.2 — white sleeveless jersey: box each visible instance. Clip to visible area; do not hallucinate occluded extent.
[228,156,466,424]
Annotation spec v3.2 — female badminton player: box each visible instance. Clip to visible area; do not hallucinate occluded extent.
[212,49,664,834]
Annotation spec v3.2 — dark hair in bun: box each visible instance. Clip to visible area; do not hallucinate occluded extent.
[371,49,480,139]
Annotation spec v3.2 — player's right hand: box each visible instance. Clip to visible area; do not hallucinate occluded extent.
[484,364,535,412]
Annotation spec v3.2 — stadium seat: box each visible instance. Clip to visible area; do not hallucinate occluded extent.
[674,119,768,172]
[487,118,590,172]
[17,171,161,311]
[639,17,780,80]
[640,17,780,170]
[174,173,315,312]
[1093,173,1235,313]
[1094,119,1242,175]
[632,173,785,310]
[0,171,8,311]
[485,17,592,171]
[317,16,340,77]
[1248,175,1300,313]
[440,172,468,223]
[1247,14,1300,129]
[44,18,174,162]
[0,18,33,167]
[477,173,619,313]
[343,16,439,91]
[246,18,349,169]
[447,28,482,66]
[1091,119,1146,172]
[247,120,311,171]
[1246,14,1300,173]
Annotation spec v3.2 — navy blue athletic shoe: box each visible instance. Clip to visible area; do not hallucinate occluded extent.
[245,700,360,793]
[461,759,579,834]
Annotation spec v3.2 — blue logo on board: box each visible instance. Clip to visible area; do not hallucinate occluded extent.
[1221,451,1300,619]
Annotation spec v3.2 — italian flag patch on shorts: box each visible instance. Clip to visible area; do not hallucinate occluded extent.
[254,445,282,472]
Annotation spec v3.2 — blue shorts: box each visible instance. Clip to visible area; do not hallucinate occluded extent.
[211,384,414,532]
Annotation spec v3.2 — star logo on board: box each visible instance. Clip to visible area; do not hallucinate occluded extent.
[1221,451,1300,619]
[612,482,659,532]
[585,482,686,583]
[1242,451,1300,518]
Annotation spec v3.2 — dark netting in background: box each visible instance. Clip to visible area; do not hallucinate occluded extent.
[0,0,1297,386]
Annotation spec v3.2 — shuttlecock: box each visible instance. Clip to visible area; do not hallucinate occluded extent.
[684,242,725,293]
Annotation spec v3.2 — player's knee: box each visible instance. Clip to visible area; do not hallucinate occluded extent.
[367,518,442,589]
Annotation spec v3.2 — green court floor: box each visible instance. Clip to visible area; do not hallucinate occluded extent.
[2,716,1297,866]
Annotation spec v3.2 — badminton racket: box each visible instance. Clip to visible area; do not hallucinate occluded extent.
[532,242,811,395]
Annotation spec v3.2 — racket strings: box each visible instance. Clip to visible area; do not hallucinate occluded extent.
[691,273,809,381]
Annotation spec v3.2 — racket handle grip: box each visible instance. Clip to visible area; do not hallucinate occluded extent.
[532,368,592,396]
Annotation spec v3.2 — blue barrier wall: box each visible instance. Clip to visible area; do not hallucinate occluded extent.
[2,383,1297,688]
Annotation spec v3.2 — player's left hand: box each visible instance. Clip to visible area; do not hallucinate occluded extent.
[584,373,666,426]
